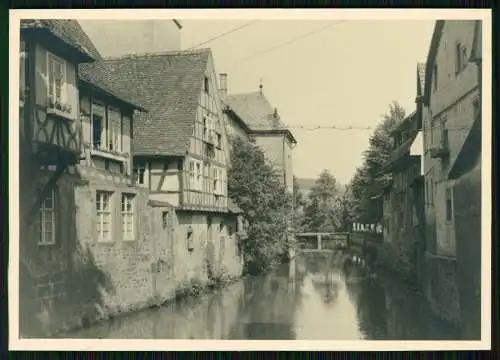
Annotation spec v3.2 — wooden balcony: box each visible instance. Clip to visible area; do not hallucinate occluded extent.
[31,104,82,165]
[390,133,417,168]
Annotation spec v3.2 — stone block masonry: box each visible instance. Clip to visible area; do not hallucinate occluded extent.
[423,255,461,327]
[19,170,244,337]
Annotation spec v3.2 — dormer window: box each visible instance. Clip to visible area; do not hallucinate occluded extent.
[47,53,67,106]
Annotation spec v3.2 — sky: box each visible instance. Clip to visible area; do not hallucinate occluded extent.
[180,20,435,185]
[80,19,436,185]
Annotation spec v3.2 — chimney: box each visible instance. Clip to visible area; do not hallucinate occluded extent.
[219,73,228,97]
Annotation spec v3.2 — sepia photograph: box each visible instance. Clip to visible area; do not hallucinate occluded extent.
[9,9,491,351]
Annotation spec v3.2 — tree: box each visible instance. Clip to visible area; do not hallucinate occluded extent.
[302,169,342,232]
[228,137,293,275]
[336,184,356,232]
[292,176,307,232]
[348,101,405,223]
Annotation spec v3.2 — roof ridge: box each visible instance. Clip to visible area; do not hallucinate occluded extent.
[101,48,211,61]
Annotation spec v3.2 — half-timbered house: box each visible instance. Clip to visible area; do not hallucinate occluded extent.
[18,19,152,337]
[80,49,244,285]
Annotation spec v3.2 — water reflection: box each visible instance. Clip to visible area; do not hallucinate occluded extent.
[61,251,462,340]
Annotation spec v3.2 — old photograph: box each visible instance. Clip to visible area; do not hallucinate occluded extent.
[10,9,490,350]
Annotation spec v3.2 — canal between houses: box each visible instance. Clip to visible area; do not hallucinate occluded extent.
[60,252,462,340]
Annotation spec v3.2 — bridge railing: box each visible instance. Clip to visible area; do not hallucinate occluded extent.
[296,232,350,251]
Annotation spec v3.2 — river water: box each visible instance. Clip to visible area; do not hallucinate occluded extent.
[60,251,462,340]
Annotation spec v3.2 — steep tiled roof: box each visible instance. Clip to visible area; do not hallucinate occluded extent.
[77,49,211,156]
[224,92,287,131]
[78,64,147,112]
[20,19,102,60]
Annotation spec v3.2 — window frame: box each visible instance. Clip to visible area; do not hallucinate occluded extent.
[107,106,122,153]
[196,162,202,191]
[189,161,195,188]
[473,97,481,121]
[433,64,438,92]
[455,43,462,75]
[121,193,136,241]
[445,187,453,222]
[204,76,210,94]
[92,113,104,150]
[47,52,68,105]
[134,161,147,186]
[37,187,57,246]
[96,190,114,243]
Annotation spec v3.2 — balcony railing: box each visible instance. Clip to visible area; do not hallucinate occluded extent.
[429,139,449,159]
[390,134,417,165]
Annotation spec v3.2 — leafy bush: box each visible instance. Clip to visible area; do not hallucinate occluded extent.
[228,136,293,275]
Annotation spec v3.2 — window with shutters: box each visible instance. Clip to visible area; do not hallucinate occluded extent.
[107,107,122,152]
[47,53,67,105]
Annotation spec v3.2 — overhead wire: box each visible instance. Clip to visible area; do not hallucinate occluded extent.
[278,124,473,132]
[186,20,261,51]
[229,20,348,67]
[186,22,475,134]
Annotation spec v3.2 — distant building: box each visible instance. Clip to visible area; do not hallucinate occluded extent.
[221,76,297,195]
[421,19,480,327]
[384,107,425,282]
[79,20,182,58]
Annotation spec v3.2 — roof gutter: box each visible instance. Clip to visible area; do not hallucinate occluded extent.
[79,80,148,113]
[250,129,297,145]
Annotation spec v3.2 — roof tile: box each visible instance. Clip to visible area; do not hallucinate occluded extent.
[77,49,211,156]
[21,19,102,60]
[224,92,287,131]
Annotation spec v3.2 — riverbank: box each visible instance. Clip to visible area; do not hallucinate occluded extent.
[54,251,300,338]
[58,252,464,340]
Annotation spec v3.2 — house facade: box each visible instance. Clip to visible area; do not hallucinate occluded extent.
[80,49,244,289]
[18,21,243,338]
[448,20,483,340]
[222,83,297,195]
[78,19,183,58]
[384,109,425,282]
[18,19,153,337]
[421,20,481,326]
